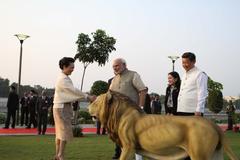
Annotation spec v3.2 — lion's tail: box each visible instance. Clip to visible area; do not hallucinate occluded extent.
[215,124,239,160]
[222,135,239,160]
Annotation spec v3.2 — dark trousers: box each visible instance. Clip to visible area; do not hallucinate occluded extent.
[96,120,106,135]
[227,116,233,130]
[20,107,29,126]
[114,144,121,157]
[38,110,48,134]
[177,112,203,160]
[5,109,16,128]
[28,111,37,128]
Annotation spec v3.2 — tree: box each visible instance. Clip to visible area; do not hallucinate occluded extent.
[74,29,116,91]
[90,80,109,96]
[207,77,223,113]
[234,98,240,110]
[0,77,10,97]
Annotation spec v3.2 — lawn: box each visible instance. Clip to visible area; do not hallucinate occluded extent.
[0,132,239,160]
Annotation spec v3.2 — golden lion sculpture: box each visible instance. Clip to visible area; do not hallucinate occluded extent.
[88,91,239,160]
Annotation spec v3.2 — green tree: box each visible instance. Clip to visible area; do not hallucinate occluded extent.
[0,77,10,97]
[234,98,240,109]
[207,77,223,113]
[74,29,116,91]
[90,80,109,96]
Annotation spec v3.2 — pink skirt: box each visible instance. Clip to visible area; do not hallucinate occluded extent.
[53,103,73,141]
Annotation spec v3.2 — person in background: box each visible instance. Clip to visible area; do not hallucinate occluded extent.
[48,96,54,125]
[72,101,79,125]
[3,85,19,129]
[164,71,181,115]
[37,90,50,135]
[53,57,95,160]
[226,100,236,130]
[20,92,30,126]
[109,58,147,160]
[143,87,151,114]
[26,90,38,129]
[96,119,106,135]
[151,94,162,114]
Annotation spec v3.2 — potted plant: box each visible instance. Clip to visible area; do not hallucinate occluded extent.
[72,125,83,137]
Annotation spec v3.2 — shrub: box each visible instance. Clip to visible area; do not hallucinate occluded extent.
[78,110,92,120]
[0,113,6,124]
[208,90,223,113]
[77,110,94,124]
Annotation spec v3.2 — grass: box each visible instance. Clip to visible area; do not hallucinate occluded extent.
[0,132,239,160]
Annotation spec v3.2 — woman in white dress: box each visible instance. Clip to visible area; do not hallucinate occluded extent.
[53,57,95,160]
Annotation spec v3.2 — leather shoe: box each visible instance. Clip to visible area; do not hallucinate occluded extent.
[112,155,120,160]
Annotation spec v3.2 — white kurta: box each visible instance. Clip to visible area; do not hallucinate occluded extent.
[177,67,208,113]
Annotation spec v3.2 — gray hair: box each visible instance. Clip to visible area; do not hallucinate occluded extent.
[113,58,127,65]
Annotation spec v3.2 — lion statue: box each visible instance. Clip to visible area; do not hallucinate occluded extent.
[88,91,239,160]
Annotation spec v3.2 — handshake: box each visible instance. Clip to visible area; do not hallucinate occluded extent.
[86,94,97,102]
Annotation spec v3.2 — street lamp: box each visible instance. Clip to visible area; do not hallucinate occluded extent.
[168,56,179,71]
[15,34,30,125]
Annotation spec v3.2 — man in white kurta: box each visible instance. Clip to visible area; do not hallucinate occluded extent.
[177,52,208,160]
[177,52,208,116]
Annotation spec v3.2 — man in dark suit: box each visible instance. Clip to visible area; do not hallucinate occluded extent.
[151,95,162,114]
[37,90,50,135]
[20,92,30,126]
[3,86,19,129]
[143,87,151,114]
[26,90,38,129]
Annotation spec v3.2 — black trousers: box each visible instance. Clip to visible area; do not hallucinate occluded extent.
[37,110,48,134]
[28,111,37,128]
[96,120,106,135]
[227,116,233,130]
[114,144,121,157]
[20,106,29,126]
[5,109,16,128]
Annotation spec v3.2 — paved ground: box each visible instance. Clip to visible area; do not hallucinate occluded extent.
[0,124,98,136]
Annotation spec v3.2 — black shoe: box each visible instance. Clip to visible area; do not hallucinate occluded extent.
[26,126,31,129]
[112,155,120,160]
[2,127,9,129]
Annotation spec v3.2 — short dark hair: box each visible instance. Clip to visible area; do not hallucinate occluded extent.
[10,85,16,91]
[182,52,196,62]
[59,57,75,70]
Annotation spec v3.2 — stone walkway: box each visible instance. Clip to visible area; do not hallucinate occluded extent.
[0,124,97,136]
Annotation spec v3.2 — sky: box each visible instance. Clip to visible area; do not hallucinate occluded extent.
[0,0,239,96]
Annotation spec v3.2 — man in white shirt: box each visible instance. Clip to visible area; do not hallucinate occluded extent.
[177,52,208,116]
[177,52,208,160]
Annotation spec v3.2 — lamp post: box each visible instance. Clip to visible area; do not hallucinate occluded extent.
[168,56,179,71]
[15,34,30,125]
